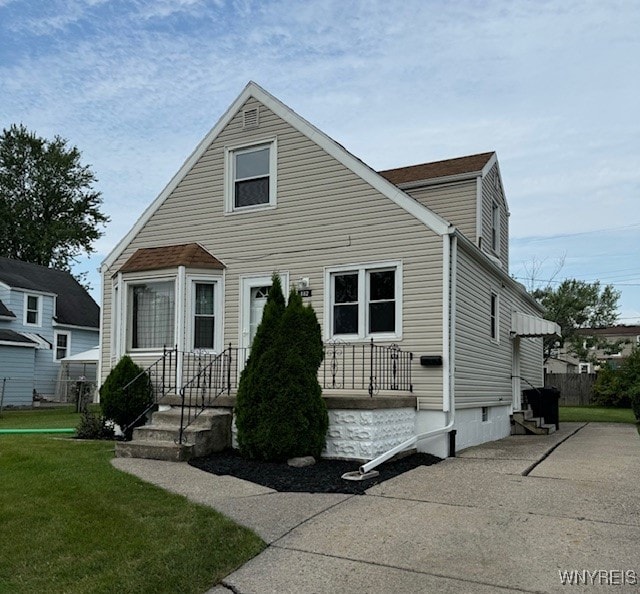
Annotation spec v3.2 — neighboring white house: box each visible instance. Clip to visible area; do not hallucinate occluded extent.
[0,258,100,406]
[100,82,559,459]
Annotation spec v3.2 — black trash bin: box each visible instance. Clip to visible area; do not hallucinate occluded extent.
[522,387,560,430]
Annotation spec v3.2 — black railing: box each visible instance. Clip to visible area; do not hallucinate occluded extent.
[177,344,240,444]
[322,339,413,396]
[120,346,178,439]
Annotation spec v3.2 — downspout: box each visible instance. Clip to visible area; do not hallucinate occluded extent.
[344,231,458,479]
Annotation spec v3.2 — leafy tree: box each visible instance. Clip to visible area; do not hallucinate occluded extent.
[0,124,108,279]
[593,348,640,418]
[533,280,621,362]
[100,355,153,439]
[592,362,627,407]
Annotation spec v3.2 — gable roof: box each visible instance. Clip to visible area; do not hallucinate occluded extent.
[0,299,15,318]
[0,258,99,328]
[102,82,452,272]
[378,152,495,186]
[119,243,226,274]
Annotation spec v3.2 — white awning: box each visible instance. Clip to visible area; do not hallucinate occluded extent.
[61,346,99,363]
[511,312,561,338]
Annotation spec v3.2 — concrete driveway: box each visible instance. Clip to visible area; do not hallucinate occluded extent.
[113,422,640,593]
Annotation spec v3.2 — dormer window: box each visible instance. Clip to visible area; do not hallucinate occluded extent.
[225,139,277,213]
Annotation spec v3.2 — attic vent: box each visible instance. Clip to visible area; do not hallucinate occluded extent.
[243,107,259,129]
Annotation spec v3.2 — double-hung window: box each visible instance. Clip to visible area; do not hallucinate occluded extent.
[24,294,41,326]
[129,280,175,350]
[226,140,277,212]
[491,201,500,253]
[192,282,216,350]
[54,331,70,361]
[327,262,401,339]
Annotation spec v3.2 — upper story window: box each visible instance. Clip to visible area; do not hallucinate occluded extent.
[225,139,277,213]
[24,294,41,326]
[129,280,175,350]
[326,262,402,340]
[491,201,500,252]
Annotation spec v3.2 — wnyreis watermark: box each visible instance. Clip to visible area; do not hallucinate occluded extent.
[559,570,638,586]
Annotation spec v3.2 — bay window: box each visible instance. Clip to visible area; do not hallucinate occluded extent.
[129,280,175,350]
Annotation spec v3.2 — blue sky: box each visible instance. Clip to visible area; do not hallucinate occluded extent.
[1,0,639,322]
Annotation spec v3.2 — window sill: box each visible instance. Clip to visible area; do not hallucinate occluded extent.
[224,203,277,216]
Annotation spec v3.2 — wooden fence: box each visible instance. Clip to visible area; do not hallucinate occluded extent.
[544,373,597,406]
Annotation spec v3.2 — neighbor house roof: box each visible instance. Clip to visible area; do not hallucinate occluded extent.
[0,299,15,318]
[576,325,640,337]
[119,243,226,274]
[0,329,37,345]
[378,152,495,186]
[0,257,99,328]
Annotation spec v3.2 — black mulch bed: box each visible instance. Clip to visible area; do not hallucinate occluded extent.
[188,449,441,495]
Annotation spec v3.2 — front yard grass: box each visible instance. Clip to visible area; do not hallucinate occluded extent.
[559,405,637,424]
[0,404,86,429]
[0,434,265,593]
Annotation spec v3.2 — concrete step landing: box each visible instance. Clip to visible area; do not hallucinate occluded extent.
[511,409,556,436]
[115,406,232,461]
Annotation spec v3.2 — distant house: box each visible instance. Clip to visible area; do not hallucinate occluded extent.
[546,325,640,374]
[100,82,560,459]
[0,258,99,406]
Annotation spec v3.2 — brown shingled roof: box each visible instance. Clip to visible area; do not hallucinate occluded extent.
[378,152,494,186]
[119,243,225,273]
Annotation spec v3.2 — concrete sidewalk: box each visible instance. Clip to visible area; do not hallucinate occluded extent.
[113,422,640,593]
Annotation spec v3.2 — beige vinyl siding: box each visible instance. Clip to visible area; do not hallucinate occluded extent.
[454,245,512,407]
[480,164,509,271]
[404,180,477,242]
[101,97,445,403]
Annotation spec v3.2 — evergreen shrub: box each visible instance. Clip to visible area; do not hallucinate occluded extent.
[100,355,153,439]
[235,277,328,461]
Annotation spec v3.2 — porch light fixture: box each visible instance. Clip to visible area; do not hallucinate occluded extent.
[296,277,310,290]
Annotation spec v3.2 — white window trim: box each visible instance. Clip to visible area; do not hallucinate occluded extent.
[187,274,224,354]
[122,272,178,355]
[224,137,277,214]
[490,290,500,343]
[323,260,403,341]
[23,293,43,327]
[53,330,71,362]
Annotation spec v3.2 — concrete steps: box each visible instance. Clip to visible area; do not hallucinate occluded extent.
[511,408,556,436]
[115,406,232,462]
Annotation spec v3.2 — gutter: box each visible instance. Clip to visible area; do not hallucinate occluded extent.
[343,231,458,480]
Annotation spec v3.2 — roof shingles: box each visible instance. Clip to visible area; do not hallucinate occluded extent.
[378,152,494,186]
[119,243,225,274]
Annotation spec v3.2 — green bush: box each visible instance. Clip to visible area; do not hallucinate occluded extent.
[235,278,328,461]
[100,355,153,439]
[592,362,628,407]
[75,410,115,440]
[235,274,286,458]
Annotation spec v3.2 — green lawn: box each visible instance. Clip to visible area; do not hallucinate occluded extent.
[559,405,637,424]
[0,433,265,593]
[0,404,86,429]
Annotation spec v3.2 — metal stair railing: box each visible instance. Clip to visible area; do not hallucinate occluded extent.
[177,344,240,444]
[120,346,178,439]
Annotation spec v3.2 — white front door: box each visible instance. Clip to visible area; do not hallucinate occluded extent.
[239,273,289,361]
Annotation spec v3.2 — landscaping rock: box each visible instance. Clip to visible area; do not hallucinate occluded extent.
[288,456,316,468]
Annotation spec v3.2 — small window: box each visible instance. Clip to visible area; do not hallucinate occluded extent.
[193,283,215,350]
[482,406,489,422]
[490,292,499,341]
[25,294,40,326]
[54,332,70,361]
[328,263,401,339]
[226,140,277,212]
